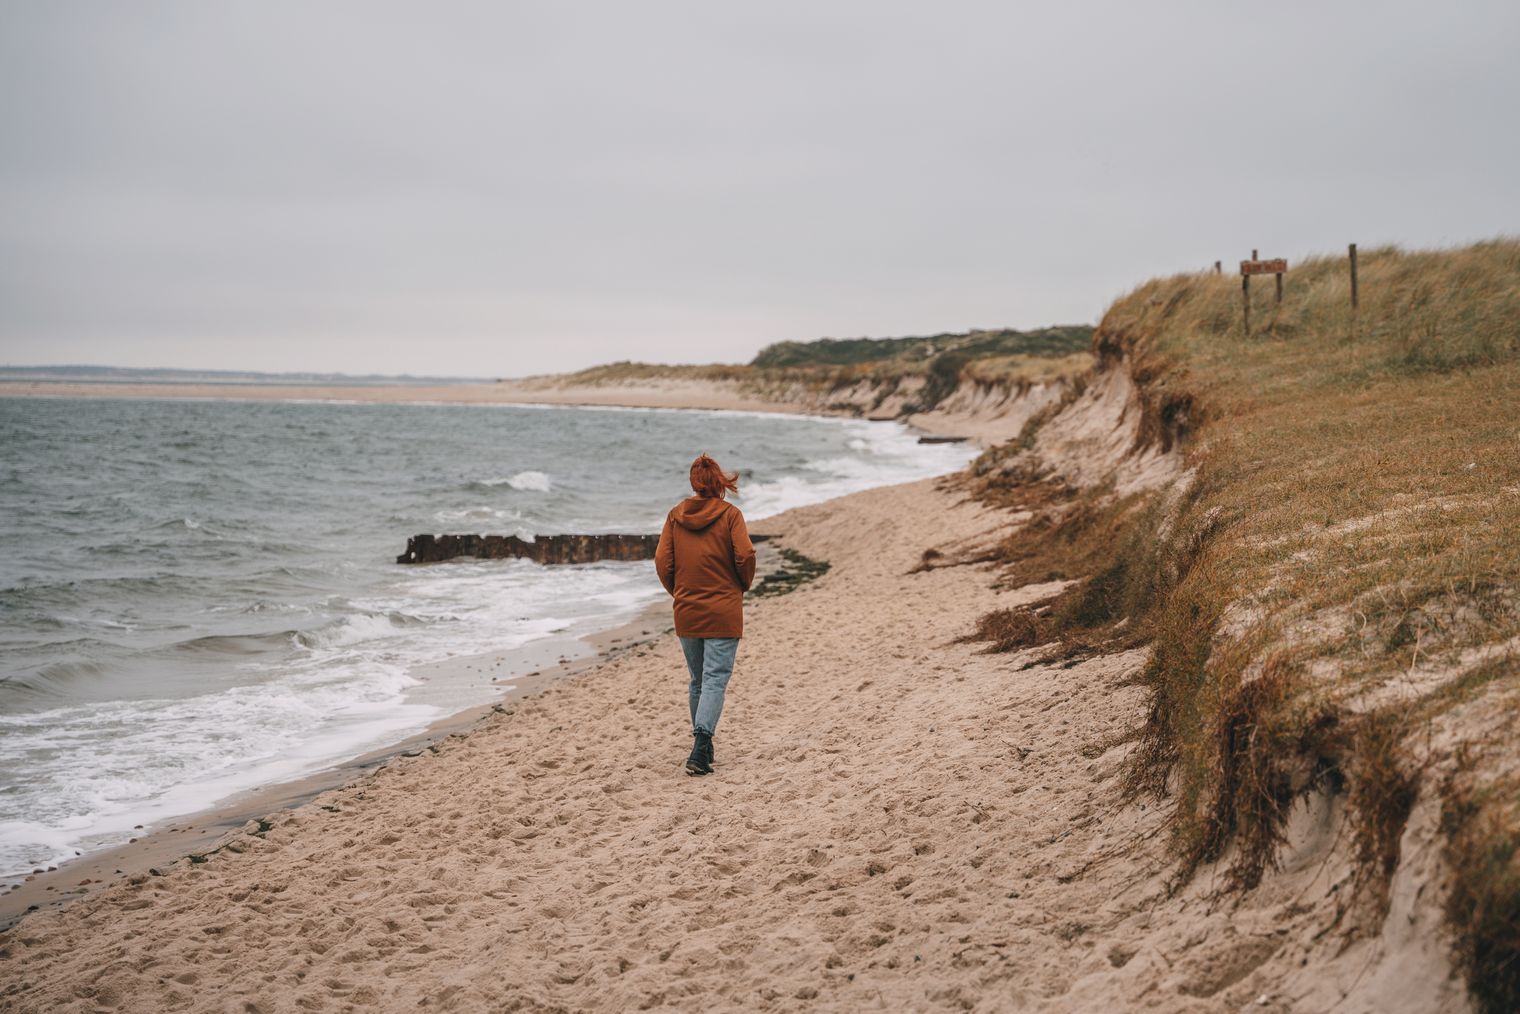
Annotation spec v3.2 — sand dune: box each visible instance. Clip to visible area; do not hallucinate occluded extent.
[0,477,1462,1012]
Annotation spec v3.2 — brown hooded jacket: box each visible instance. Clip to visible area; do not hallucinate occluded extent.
[654,496,756,638]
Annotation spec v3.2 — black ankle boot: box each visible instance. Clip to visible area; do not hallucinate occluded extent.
[706,736,716,769]
[686,732,713,776]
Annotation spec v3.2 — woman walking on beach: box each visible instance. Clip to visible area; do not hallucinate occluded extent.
[655,453,756,776]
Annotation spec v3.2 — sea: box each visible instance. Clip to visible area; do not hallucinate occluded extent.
[0,395,975,883]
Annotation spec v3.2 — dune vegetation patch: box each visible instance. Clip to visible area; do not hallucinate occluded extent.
[750,547,832,598]
[749,325,1092,369]
[530,327,1096,421]
[963,238,1520,1008]
[1441,763,1520,1014]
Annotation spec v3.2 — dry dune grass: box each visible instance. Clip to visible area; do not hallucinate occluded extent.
[959,352,1094,388]
[967,238,1520,1010]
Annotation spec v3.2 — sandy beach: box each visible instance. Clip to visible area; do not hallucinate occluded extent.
[0,472,1461,1012]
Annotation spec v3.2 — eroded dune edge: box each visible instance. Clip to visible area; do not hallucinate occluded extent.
[5,242,1517,1013]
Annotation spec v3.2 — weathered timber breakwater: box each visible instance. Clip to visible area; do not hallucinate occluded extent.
[398,531,777,565]
[397,532,662,565]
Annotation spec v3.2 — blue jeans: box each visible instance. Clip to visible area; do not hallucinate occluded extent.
[679,636,739,736]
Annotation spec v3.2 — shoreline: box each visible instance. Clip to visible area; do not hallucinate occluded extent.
[0,387,954,926]
[0,538,800,931]
[1,385,986,927]
[0,598,672,931]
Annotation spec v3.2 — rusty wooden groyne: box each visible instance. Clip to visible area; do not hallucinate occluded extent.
[397,532,660,565]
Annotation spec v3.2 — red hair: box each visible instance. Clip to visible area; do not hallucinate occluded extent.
[689,453,739,499]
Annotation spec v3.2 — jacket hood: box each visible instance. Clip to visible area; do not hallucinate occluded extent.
[672,496,732,531]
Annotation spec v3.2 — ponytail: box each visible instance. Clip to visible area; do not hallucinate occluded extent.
[689,453,739,499]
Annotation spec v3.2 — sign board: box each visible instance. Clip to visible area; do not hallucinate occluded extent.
[1240,258,1288,275]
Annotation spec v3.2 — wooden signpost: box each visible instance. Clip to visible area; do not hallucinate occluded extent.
[1239,252,1287,334]
[1349,243,1359,309]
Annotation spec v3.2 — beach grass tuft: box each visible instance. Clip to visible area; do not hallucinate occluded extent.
[1441,762,1520,1014]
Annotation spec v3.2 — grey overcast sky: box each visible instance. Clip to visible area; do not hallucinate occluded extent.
[1,1,1517,377]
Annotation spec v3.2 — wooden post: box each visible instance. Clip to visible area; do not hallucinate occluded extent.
[1349,243,1359,309]
[1214,260,1222,274]
[1275,271,1283,305]
[1247,252,1256,333]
